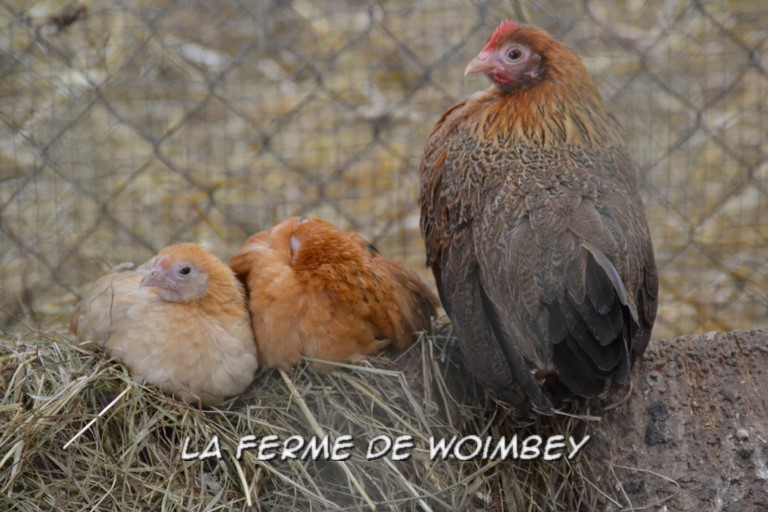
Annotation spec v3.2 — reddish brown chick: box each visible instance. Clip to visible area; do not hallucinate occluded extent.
[70,243,259,405]
[420,22,658,414]
[229,217,438,370]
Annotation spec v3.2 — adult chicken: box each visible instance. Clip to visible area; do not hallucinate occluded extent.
[229,217,438,369]
[71,243,259,405]
[419,21,658,414]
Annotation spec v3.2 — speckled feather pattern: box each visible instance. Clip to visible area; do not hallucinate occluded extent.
[419,24,658,411]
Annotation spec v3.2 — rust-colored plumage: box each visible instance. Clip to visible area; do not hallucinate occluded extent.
[70,243,259,405]
[419,22,658,414]
[229,217,438,369]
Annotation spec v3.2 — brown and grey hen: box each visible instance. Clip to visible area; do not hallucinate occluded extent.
[419,21,658,414]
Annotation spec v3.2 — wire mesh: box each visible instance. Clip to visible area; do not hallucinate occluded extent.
[1,0,766,339]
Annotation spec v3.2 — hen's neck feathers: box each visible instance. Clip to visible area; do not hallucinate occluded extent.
[472,30,623,148]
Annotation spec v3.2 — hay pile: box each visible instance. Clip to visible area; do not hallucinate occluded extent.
[1,322,634,511]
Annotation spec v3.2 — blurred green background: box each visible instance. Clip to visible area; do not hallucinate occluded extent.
[1,0,766,339]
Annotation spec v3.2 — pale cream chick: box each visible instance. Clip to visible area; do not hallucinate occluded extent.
[70,243,259,405]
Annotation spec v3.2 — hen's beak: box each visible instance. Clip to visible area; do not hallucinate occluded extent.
[464,51,495,76]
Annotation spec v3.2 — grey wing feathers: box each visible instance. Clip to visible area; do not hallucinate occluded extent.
[548,246,633,397]
[476,278,556,414]
[479,192,650,400]
[436,238,538,411]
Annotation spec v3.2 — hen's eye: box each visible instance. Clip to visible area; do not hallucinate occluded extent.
[507,48,522,60]
[179,266,191,276]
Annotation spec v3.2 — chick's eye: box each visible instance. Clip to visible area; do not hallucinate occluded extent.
[179,266,191,276]
[507,48,523,60]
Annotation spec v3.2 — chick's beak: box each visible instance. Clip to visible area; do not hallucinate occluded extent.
[464,51,495,76]
[140,269,162,288]
[140,255,168,289]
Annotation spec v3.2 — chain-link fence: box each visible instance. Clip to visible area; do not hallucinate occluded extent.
[1,0,766,339]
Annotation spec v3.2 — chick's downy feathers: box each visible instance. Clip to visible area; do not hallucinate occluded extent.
[229,217,438,369]
[420,22,658,413]
[70,243,259,405]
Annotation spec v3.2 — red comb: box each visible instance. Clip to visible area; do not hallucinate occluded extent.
[483,20,518,50]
